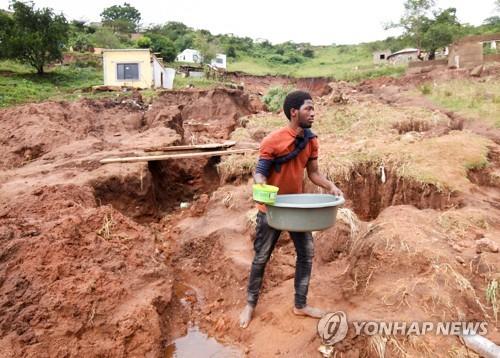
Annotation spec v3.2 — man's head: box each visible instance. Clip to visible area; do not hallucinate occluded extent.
[283,90,314,129]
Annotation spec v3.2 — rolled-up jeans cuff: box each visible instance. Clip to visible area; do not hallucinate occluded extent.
[294,300,306,309]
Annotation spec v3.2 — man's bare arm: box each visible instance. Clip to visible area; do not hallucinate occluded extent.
[306,159,343,196]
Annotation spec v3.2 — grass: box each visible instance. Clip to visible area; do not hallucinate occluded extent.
[0,60,224,108]
[316,101,451,138]
[97,213,115,240]
[0,60,103,108]
[314,103,492,191]
[228,46,406,81]
[423,78,500,128]
[322,130,490,192]
[263,86,292,112]
[486,278,498,324]
[437,209,489,239]
[391,131,491,191]
[173,75,226,89]
[216,152,257,183]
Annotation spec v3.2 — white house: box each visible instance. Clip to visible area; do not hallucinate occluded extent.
[387,48,420,64]
[176,49,203,64]
[211,53,227,69]
[102,49,175,89]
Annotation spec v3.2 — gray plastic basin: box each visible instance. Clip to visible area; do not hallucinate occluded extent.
[265,194,345,232]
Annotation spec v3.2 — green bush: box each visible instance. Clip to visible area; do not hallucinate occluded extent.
[136,36,152,49]
[90,27,123,48]
[267,54,286,64]
[69,32,93,52]
[267,53,304,65]
[420,83,432,95]
[148,35,177,62]
[302,48,314,58]
[283,53,304,64]
[263,86,292,112]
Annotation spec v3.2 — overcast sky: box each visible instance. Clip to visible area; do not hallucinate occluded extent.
[0,0,496,45]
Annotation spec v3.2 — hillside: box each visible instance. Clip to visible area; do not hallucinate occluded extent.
[228,45,405,80]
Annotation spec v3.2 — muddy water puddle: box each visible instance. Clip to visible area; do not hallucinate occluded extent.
[165,325,242,357]
[167,282,243,357]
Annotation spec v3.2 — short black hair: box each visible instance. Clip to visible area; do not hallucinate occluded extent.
[283,90,312,120]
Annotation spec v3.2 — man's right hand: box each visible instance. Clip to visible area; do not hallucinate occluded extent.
[253,172,267,185]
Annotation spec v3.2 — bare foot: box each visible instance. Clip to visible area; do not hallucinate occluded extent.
[293,306,325,318]
[239,304,255,328]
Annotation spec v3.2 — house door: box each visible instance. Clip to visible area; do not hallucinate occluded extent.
[160,72,164,88]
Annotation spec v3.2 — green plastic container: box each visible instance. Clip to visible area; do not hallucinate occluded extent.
[253,184,279,204]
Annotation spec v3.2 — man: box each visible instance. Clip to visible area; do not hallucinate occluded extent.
[239,90,343,328]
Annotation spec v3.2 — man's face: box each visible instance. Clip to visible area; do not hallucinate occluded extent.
[297,99,315,129]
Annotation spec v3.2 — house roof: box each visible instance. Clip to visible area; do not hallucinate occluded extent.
[152,54,166,71]
[102,49,151,53]
[387,48,419,59]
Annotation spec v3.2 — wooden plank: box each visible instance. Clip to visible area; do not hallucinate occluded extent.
[100,148,256,164]
[144,141,236,153]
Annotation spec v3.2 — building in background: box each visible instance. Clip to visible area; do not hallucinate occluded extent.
[176,49,203,64]
[102,49,174,89]
[448,34,500,69]
[372,50,391,64]
[211,53,227,69]
[387,48,420,65]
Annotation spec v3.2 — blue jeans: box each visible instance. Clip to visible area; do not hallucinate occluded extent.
[246,212,314,309]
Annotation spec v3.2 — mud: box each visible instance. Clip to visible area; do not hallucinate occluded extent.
[145,88,259,143]
[0,68,499,357]
[0,185,173,357]
[0,88,262,356]
[334,162,462,220]
[468,146,500,188]
[227,72,333,97]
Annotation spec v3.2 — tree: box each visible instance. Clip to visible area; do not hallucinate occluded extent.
[136,36,152,49]
[194,32,220,64]
[226,46,236,58]
[149,35,177,62]
[100,3,141,33]
[90,27,122,48]
[0,11,14,59]
[421,8,462,59]
[161,21,190,41]
[2,1,68,74]
[69,32,93,52]
[387,0,435,48]
[483,16,500,28]
[173,34,194,52]
[302,48,314,58]
[69,20,95,34]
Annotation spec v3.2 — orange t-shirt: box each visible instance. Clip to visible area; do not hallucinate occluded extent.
[256,127,319,212]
